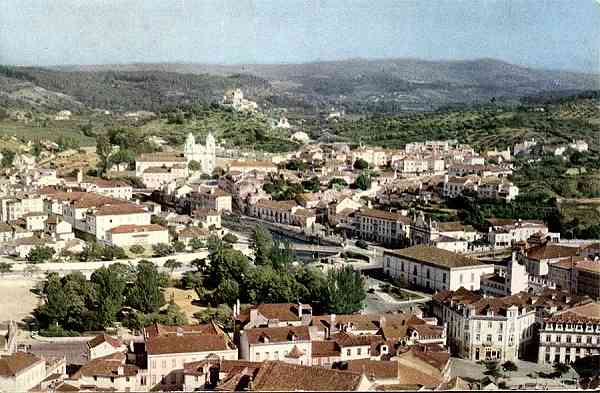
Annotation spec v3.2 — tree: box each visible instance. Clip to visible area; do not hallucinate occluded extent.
[212,279,240,306]
[189,237,205,250]
[162,303,188,326]
[127,261,165,313]
[270,240,294,269]
[222,233,238,244]
[95,134,112,174]
[301,176,321,192]
[101,245,126,261]
[253,226,273,266]
[245,267,300,304]
[108,149,135,170]
[1,149,15,168]
[180,271,204,290]
[152,243,174,257]
[90,266,126,327]
[27,246,55,263]
[0,262,12,275]
[129,244,145,255]
[79,242,104,262]
[553,362,570,377]
[173,241,186,253]
[482,361,502,382]
[193,304,233,329]
[328,177,348,189]
[353,173,372,190]
[324,265,366,314]
[353,158,369,170]
[164,259,182,276]
[188,160,201,172]
[501,360,518,378]
[151,215,168,226]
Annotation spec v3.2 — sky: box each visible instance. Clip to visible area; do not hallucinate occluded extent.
[0,0,599,72]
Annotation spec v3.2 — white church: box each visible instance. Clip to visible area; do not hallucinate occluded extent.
[184,132,216,174]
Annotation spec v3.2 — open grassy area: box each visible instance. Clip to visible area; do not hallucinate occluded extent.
[0,118,96,146]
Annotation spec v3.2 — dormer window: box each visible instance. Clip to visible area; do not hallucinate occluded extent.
[260,335,270,343]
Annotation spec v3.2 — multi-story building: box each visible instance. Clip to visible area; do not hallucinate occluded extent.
[432,289,537,362]
[574,260,600,300]
[383,245,494,292]
[135,153,188,177]
[356,208,410,246]
[80,178,133,200]
[351,147,388,168]
[239,325,312,365]
[67,352,144,392]
[477,177,519,201]
[141,165,188,189]
[538,303,600,365]
[410,212,477,254]
[0,352,47,392]
[105,224,169,247]
[189,188,232,213]
[523,243,580,277]
[0,194,44,223]
[480,252,529,297]
[86,204,152,242]
[143,322,238,391]
[247,199,316,229]
[486,218,550,248]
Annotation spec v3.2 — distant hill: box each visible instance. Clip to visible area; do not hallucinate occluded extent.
[0,58,598,113]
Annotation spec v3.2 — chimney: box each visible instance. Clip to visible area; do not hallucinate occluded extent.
[250,308,258,324]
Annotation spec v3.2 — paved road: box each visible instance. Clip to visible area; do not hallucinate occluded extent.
[362,276,430,314]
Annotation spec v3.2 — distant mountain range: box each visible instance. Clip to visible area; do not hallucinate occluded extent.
[1,58,598,113]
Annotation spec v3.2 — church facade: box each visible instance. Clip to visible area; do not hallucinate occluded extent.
[184,132,216,175]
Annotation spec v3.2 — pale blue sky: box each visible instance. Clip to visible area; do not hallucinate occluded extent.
[1,0,598,72]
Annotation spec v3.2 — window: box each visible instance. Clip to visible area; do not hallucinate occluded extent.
[488,321,492,329]
[401,262,404,272]
[475,334,480,341]
[443,273,447,283]
[587,336,592,344]
[357,348,362,356]
[546,335,551,342]
[486,335,492,343]
[161,360,166,369]
[256,352,261,360]
[476,321,481,331]
[172,359,176,367]
[471,272,475,282]
[386,260,390,268]
[265,352,270,359]
[567,336,572,343]
[413,265,417,275]
[498,335,502,342]
[274,351,279,360]
[509,336,514,346]
[576,336,581,343]
[347,349,351,356]
[460,274,463,284]
[557,336,561,343]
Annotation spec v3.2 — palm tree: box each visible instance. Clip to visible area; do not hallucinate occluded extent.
[164,259,182,276]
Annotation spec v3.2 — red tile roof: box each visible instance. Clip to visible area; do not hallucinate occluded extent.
[245,326,310,345]
[250,361,365,391]
[0,352,43,377]
[108,224,166,234]
[87,334,124,349]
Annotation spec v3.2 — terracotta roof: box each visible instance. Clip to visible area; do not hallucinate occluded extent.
[108,224,165,234]
[334,331,379,347]
[526,244,580,261]
[83,178,131,188]
[384,245,487,269]
[183,359,261,376]
[255,199,298,210]
[575,260,600,274]
[0,352,43,377]
[72,352,138,379]
[250,361,365,391]
[238,303,304,324]
[347,359,398,379]
[550,256,589,270]
[311,340,341,357]
[144,322,235,355]
[359,208,410,223]
[137,153,186,162]
[87,334,123,350]
[546,303,600,324]
[245,326,310,345]
[94,204,146,216]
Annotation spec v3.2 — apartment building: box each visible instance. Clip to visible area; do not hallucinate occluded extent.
[356,208,410,246]
[106,224,169,247]
[141,165,188,189]
[432,289,537,362]
[80,178,133,200]
[189,188,232,212]
[0,194,44,223]
[135,153,188,177]
[480,253,529,297]
[247,199,316,229]
[383,245,494,292]
[239,326,312,365]
[143,323,237,391]
[486,218,550,248]
[538,303,600,365]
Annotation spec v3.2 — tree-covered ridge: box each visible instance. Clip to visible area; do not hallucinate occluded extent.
[0,65,271,112]
[330,94,599,150]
